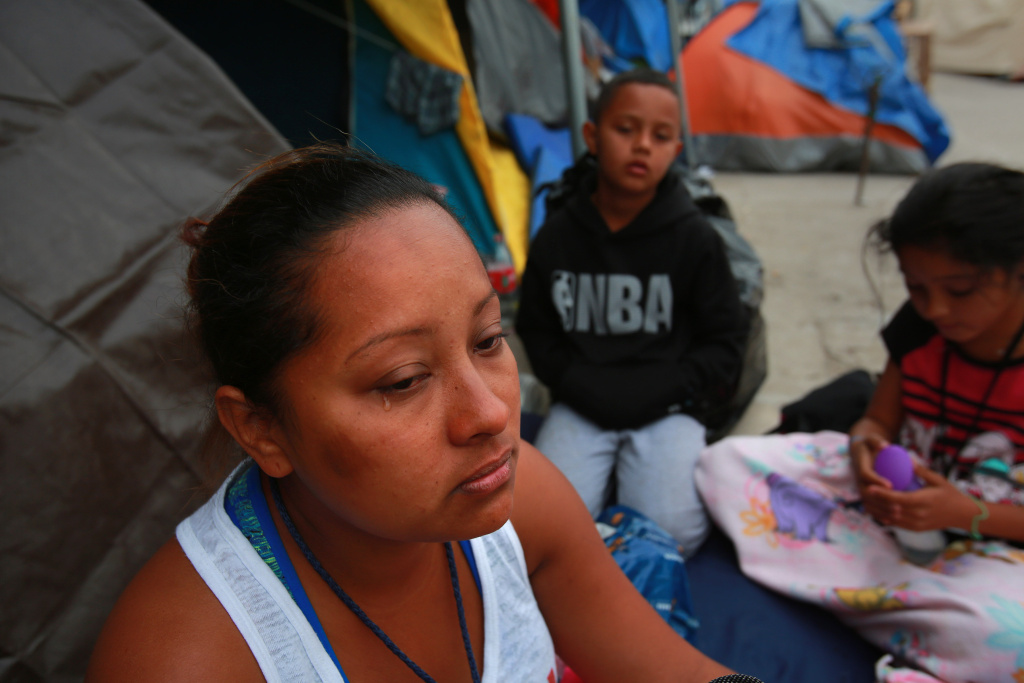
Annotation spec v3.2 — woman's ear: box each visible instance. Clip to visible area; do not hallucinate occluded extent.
[215,385,294,478]
[582,120,598,156]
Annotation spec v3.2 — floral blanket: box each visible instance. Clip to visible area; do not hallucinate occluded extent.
[695,431,1024,683]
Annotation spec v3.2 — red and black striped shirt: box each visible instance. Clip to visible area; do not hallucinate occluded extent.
[884,301,1024,505]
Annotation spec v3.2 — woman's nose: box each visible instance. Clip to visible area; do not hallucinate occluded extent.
[446,363,512,444]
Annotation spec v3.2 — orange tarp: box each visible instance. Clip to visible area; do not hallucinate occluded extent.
[681,2,920,149]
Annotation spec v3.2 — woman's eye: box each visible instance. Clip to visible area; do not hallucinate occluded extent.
[380,375,423,394]
[476,332,508,353]
[948,288,975,298]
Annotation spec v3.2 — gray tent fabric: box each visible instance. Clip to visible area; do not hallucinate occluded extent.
[694,133,928,174]
[0,1,288,680]
[798,0,895,53]
[468,0,568,133]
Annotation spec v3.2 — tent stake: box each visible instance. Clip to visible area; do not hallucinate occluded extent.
[855,75,882,206]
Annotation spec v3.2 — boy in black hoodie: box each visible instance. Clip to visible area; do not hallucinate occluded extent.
[515,69,747,556]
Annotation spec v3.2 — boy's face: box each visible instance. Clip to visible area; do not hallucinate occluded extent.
[584,82,683,203]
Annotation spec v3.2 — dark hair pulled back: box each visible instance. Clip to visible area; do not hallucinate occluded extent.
[871,162,1024,272]
[182,143,455,417]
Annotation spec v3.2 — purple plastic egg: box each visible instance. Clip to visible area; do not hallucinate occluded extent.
[873,445,918,491]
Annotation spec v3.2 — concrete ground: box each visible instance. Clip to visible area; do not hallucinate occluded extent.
[718,72,1024,436]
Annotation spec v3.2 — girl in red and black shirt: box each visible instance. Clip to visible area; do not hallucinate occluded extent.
[850,162,1024,543]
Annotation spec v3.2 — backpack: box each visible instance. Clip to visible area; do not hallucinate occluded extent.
[537,152,598,221]
[770,369,877,435]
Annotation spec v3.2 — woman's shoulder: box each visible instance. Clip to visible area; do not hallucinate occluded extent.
[85,536,263,682]
[510,441,605,576]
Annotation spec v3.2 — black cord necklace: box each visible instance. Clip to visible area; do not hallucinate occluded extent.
[936,314,1024,478]
[269,477,481,683]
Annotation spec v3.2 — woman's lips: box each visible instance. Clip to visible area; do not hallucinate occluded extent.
[459,451,513,495]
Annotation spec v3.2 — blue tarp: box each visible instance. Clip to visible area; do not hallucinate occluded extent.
[503,114,574,239]
[581,0,674,72]
[722,0,950,162]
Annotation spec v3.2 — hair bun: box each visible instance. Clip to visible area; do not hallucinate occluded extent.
[180,217,209,248]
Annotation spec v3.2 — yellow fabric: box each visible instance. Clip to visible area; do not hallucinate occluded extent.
[488,142,531,272]
[365,0,530,271]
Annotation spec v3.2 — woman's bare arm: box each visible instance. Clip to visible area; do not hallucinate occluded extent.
[512,442,732,683]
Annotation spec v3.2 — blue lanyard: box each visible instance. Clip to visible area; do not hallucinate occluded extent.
[269,477,481,683]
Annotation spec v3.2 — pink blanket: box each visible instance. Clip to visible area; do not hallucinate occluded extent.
[695,431,1024,683]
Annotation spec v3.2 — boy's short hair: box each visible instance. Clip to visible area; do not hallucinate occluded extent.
[591,68,679,123]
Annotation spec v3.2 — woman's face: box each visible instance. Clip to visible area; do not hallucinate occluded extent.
[269,201,521,543]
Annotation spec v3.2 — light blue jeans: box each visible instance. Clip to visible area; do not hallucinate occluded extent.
[534,402,710,557]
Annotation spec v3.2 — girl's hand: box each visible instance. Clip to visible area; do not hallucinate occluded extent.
[863,464,976,531]
[850,434,892,499]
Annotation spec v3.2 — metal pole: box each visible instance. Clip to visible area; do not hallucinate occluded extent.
[665,0,697,168]
[558,0,589,160]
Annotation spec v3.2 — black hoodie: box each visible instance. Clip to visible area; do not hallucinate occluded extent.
[515,166,748,430]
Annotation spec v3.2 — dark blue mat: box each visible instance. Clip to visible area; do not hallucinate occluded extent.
[687,526,884,682]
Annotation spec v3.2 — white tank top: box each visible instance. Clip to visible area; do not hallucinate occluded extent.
[176,468,557,682]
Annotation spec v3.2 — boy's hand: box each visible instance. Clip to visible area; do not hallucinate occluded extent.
[863,464,975,531]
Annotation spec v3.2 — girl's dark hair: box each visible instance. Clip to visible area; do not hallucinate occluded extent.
[870,162,1024,271]
[182,143,457,442]
[591,68,679,123]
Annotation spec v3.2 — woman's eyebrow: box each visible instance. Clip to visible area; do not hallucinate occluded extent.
[475,290,498,317]
[346,291,498,362]
[347,326,430,362]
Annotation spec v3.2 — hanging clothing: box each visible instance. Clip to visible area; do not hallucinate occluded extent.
[385,51,463,135]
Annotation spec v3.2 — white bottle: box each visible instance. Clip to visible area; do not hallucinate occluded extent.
[891,527,946,566]
[874,445,947,565]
